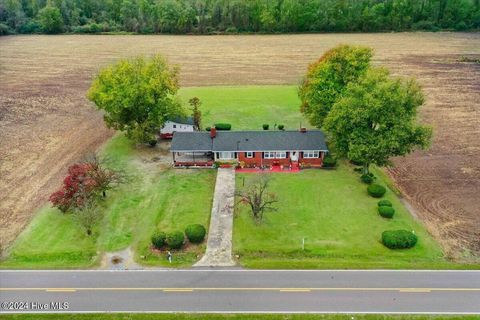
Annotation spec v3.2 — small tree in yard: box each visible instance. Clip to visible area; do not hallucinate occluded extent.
[74,198,101,236]
[88,55,184,144]
[324,67,432,175]
[49,154,123,212]
[236,176,278,222]
[189,97,202,130]
[84,154,124,198]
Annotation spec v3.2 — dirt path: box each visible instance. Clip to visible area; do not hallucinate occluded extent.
[195,168,236,267]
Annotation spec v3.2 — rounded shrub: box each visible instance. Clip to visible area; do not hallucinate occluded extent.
[360,173,374,184]
[322,155,337,168]
[378,199,392,207]
[148,139,158,147]
[262,124,269,130]
[206,126,211,131]
[278,124,285,130]
[151,231,166,249]
[214,123,231,131]
[166,231,184,249]
[367,183,386,198]
[382,230,418,249]
[378,206,395,218]
[185,224,207,243]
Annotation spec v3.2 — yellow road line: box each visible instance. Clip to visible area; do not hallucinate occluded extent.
[163,289,193,292]
[45,289,77,292]
[399,288,432,293]
[279,289,311,292]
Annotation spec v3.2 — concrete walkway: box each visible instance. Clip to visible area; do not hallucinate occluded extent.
[195,168,236,267]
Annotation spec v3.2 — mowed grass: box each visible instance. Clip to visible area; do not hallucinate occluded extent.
[0,314,477,320]
[1,85,472,269]
[234,164,453,269]
[1,135,215,269]
[179,85,308,130]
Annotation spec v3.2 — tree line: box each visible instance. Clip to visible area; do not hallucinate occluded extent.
[1,0,479,35]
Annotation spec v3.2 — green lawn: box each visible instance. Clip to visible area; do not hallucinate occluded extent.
[0,315,477,320]
[179,85,309,130]
[1,135,215,269]
[2,85,476,269]
[234,163,458,269]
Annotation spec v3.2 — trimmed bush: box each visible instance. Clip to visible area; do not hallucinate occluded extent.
[278,124,285,130]
[360,173,374,184]
[322,155,336,168]
[367,184,386,198]
[148,139,158,147]
[378,199,392,207]
[185,224,207,243]
[378,206,395,218]
[151,231,166,249]
[382,230,418,249]
[206,126,211,131]
[214,123,231,131]
[262,124,269,130]
[166,231,184,249]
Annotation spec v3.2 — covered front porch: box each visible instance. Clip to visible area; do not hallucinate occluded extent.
[172,151,214,167]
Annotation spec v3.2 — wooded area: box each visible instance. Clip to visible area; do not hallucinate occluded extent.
[1,0,479,35]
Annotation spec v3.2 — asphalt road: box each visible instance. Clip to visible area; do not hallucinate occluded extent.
[1,269,479,314]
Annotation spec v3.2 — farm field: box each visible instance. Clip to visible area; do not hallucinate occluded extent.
[1,134,215,268]
[0,33,479,260]
[234,166,450,270]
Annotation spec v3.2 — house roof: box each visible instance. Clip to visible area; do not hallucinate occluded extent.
[171,130,328,152]
[171,131,213,152]
[167,116,195,125]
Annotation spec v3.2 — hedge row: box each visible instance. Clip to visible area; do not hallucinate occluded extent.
[151,224,207,250]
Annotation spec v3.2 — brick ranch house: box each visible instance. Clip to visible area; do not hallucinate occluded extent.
[170,127,329,169]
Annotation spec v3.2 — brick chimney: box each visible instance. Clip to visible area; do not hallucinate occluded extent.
[210,126,217,138]
[300,127,307,133]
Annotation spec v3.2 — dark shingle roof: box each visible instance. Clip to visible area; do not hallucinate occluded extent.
[171,131,213,152]
[171,130,328,152]
[168,116,195,125]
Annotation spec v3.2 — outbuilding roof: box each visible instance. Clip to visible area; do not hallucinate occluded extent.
[167,116,195,125]
[171,130,328,152]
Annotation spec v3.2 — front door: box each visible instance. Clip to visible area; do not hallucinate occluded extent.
[290,151,298,162]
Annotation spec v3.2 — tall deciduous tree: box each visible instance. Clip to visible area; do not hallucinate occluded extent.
[38,5,63,33]
[324,67,432,174]
[299,44,373,128]
[189,97,202,130]
[87,55,184,144]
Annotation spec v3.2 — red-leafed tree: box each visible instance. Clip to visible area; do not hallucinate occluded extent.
[49,155,122,213]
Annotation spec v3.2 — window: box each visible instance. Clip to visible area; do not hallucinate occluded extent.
[263,151,286,159]
[303,151,319,158]
[173,124,177,129]
[245,152,254,158]
[264,152,275,159]
[218,152,235,160]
